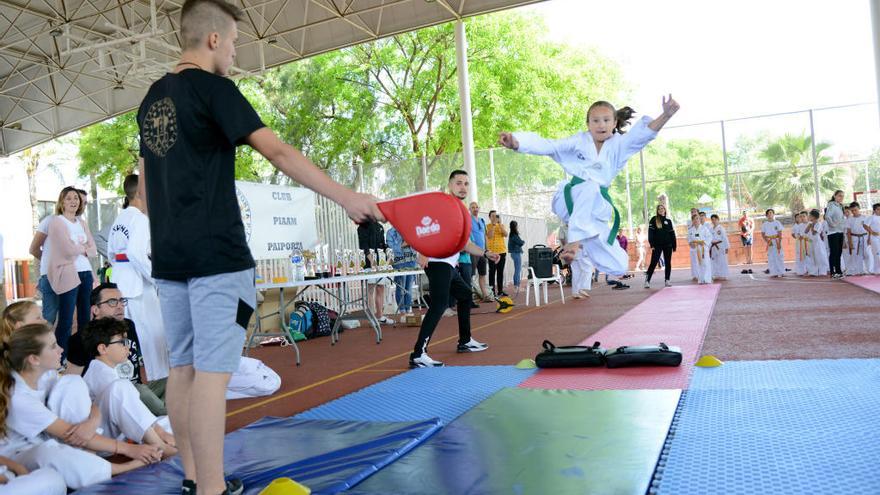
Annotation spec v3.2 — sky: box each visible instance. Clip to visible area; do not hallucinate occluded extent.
[521,0,879,155]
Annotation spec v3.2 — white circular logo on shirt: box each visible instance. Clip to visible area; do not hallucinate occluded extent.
[143,97,178,157]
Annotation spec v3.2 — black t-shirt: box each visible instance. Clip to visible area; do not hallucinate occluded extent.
[138,69,265,280]
[67,318,143,384]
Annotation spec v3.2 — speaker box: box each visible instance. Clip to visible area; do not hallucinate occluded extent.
[528,244,554,279]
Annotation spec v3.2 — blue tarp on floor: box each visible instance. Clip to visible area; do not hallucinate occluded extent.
[72,417,442,495]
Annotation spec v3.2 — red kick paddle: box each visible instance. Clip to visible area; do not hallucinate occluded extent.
[377,191,472,258]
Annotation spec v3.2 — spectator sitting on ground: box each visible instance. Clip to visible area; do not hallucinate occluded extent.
[80,317,177,458]
[64,283,167,417]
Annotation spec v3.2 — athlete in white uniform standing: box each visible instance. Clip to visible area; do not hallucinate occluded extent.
[108,174,170,384]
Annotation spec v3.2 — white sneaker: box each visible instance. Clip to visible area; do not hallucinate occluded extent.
[409,353,445,368]
[665,280,672,287]
[578,289,592,298]
[457,338,489,353]
[377,316,395,325]
[643,279,650,289]
[442,308,457,318]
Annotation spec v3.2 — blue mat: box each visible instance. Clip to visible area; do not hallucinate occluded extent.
[349,388,681,495]
[298,366,536,424]
[690,358,880,391]
[72,417,441,495]
[652,387,880,494]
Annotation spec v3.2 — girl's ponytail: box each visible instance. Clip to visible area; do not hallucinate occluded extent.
[615,106,636,134]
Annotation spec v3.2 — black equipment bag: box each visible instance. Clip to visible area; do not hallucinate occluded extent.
[535,340,606,368]
[528,244,554,278]
[604,343,682,368]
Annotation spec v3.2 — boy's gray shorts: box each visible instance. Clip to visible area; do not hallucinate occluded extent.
[156,268,255,373]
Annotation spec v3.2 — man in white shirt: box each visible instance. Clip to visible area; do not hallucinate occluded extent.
[411,170,500,368]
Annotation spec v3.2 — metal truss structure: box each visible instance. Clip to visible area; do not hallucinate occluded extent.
[0,0,543,155]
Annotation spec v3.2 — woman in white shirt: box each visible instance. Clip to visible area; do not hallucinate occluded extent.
[45,187,97,360]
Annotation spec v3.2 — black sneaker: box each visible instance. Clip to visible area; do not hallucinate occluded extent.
[741,269,749,274]
[612,282,630,290]
[456,339,489,353]
[223,478,244,495]
[748,269,753,274]
[182,480,196,495]
[763,269,770,274]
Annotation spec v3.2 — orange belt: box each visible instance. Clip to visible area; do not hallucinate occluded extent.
[766,235,781,253]
[799,237,810,259]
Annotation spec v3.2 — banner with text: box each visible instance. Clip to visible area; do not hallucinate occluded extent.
[235,181,317,259]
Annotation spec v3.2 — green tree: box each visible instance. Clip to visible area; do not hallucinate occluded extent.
[749,133,840,214]
[77,112,139,193]
[622,139,726,225]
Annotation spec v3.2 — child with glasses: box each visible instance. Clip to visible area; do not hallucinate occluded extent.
[80,317,176,458]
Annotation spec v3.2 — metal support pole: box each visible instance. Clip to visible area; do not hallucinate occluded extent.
[454,21,478,203]
[421,154,428,191]
[720,120,733,221]
[809,110,821,210]
[871,0,880,130]
[639,150,648,222]
[865,161,872,207]
[489,148,497,209]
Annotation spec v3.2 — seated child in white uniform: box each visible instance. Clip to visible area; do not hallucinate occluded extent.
[0,324,162,491]
[0,455,65,495]
[81,318,176,458]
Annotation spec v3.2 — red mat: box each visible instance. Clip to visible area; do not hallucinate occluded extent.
[845,275,880,294]
[520,284,720,390]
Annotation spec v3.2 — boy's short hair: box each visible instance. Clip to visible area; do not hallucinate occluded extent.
[82,317,129,356]
[873,203,880,210]
[180,0,243,50]
[809,209,821,219]
[710,214,719,220]
[849,202,861,209]
[765,208,775,215]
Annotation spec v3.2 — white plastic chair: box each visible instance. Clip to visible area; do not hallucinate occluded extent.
[525,265,565,306]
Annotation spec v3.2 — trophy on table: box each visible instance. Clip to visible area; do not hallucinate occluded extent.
[335,249,344,276]
[385,247,395,271]
[347,249,356,275]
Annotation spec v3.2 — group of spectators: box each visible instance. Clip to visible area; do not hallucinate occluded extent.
[1,178,281,493]
[357,200,527,324]
[626,189,880,285]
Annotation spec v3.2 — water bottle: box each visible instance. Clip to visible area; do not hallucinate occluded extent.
[290,247,305,282]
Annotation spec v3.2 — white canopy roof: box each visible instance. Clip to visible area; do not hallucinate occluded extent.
[0,0,544,156]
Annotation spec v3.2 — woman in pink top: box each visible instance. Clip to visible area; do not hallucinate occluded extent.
[46,186,97,359]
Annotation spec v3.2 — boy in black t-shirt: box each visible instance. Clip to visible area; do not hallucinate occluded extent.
[137,1,382,493]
